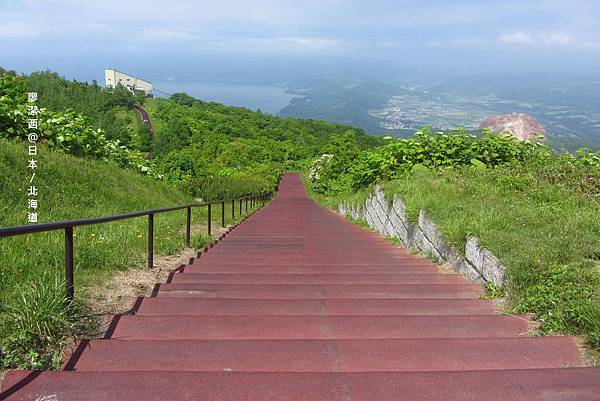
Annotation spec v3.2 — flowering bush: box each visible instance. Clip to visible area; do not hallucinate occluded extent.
[309,154,333,181]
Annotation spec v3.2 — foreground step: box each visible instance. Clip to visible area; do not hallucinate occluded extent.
[155,283,481,299]
[69,337,581,372]
[170,273,465,285]
[183,263,441,274]
[109,315,529,340]
[4,369,600,401]
[136,297,496,316]
[195,257,429,265]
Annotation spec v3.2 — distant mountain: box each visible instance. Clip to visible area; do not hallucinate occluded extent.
[279,77,406,135]
[278,72,600,151]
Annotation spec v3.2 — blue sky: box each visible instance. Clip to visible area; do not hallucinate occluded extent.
[1,0,599,82]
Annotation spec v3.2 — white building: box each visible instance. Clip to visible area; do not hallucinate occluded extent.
[104,69,153,97]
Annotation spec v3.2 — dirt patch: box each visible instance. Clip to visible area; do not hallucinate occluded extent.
[86,223,233,330]
[576,337,600,367]
[184,222,231,237]
[86,252,190,316]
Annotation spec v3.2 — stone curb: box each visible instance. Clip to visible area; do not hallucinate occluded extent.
[338,186,505,287]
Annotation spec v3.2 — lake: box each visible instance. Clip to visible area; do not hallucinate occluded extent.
[152,80,298,114]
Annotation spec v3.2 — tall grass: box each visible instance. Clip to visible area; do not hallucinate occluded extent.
[0,274,98,369]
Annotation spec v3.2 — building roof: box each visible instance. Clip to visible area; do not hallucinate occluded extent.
[105,68,153,85]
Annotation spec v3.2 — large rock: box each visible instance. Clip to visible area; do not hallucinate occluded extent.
[480,113,546,141]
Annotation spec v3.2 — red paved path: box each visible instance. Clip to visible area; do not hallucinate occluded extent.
[2,173,599,400]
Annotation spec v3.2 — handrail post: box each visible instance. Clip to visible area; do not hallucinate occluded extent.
[221,201,225,227]
[239,199,242,216]
[148,213,154,269]
[245,198,248,214]
[207,203,212,235]
[186,206,191,246]
[65,227,74,300]
[231,199,235,220]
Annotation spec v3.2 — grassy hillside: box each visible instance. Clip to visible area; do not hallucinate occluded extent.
[0,138,225,300]
[307,132,600,355]
[25,71,145,147]
[2,69,382,201]
[0,68,374,370]
[143,93,382,195]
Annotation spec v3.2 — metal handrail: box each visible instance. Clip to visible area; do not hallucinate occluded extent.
[0,192,273,299]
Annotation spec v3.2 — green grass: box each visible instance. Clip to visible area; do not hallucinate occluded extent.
[0,138,264,369]
[0,274,99,370]
[304,164,600,354]
[0,138,260,301]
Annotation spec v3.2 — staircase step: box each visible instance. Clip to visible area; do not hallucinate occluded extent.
[195,257,430,264]
[3,369,600,401]
[154,283,481,299]
[136,297,496,316]
[69,337,581,372]
[170,273,465,285]
[4,173,590,400]
[184,263,440,274]
[109,315,529,340]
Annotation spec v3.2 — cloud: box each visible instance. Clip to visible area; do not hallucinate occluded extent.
[426,40,442,47]
[453,37,481,47]
[580,41,600,49]
[429,29,599,53]
[242,37,339,52]
[499,32,533,44]
[378,40,400,48]
[276,37,338,50]
[2,0,600,75]
[0,21,41,39]
[139,28,202,43]
[540,32,576,46]
[498,31,599,50]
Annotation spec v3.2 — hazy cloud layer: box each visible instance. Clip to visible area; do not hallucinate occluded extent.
[1,0,599,80]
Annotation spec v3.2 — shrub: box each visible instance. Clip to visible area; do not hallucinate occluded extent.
[309,128,600,196]
[188,171,280,201]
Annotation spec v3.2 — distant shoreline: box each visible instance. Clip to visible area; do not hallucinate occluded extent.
[152,79,300,114]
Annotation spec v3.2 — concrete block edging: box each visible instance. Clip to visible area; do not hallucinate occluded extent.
[338,185,506,288]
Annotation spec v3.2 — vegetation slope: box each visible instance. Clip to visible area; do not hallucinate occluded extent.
[0,67,381,369]
[308,129,600,356]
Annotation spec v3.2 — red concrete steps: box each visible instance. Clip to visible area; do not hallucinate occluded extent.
[108,315,530,340]
[194,257,430,265]
[169,272,467,285]
[3,172,596,400]
[4,369,600,401]
[184,263,442,274]
[69,337,582,372]
[135,297,497,316]
[203,244,413,254]
[153,283,482,299]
